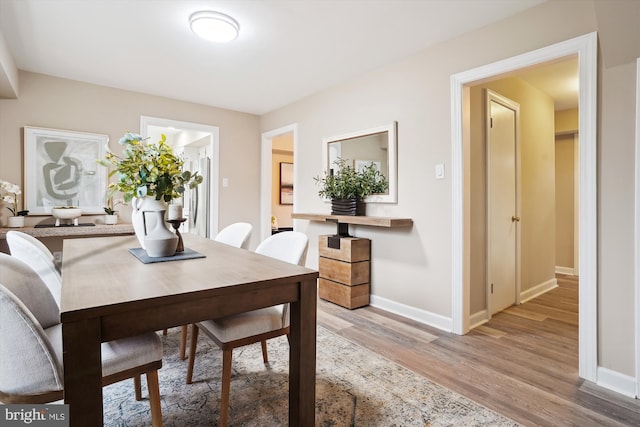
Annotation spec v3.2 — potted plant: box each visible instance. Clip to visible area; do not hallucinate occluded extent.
[100,132,203,249]
[103,198,125,225]
[0,179,29,227]
[314,158,388,216]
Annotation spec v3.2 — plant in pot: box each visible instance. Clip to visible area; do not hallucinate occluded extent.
[103,198,125,225]
[314,158,388,216]
[99,132,203,254]
[0,179,29,227]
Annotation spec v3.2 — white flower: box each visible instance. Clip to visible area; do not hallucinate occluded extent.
[0,179,23,216]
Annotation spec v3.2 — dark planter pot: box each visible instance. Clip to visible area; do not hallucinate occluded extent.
[331,198,366,216]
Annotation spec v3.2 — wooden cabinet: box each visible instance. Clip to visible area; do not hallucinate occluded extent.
[318,235,370,309]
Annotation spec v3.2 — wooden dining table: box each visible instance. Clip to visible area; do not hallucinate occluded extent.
[60,234,318,426]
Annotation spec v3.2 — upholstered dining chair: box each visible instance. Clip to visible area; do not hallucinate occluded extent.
[0,254,164,427]
[214,222,253,250]
[185,230,308,427]
[6,230,61,307]
[171,222,254,360]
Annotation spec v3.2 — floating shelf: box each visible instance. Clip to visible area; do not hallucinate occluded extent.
[291,213,412,228]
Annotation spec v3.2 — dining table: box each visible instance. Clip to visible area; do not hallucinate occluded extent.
[60,234,319,426]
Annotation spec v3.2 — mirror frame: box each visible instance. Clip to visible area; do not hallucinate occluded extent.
[322,121,397,203]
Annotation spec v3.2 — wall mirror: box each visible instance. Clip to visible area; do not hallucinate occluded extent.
[322,121,397,203]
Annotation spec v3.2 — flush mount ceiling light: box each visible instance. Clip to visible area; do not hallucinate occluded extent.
[189,11,239,43]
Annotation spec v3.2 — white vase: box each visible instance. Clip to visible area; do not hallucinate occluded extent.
[7,216,24,228]
[131,197,168,249]
[143,210,178,257]
[104,214,118,225]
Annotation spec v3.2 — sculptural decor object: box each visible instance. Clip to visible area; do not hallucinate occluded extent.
[51,206,82,226]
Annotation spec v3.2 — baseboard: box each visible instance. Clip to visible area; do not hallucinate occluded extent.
[520,277,558,304]
[555,266,577,275]
[470,309,489,330]
[596,366,637,398]
[370,294,452,332]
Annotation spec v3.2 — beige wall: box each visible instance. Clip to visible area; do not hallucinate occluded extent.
[261,0,637,377]
[556,108,579,133]
[555,134,576,269]
[468,77,556,314]
[0,71,262,249]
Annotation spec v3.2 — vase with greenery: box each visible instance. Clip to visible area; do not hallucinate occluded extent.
[314,158,388,216]
[100,132,203,248]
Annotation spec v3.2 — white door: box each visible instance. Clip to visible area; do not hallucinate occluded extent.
[487,90,520,314]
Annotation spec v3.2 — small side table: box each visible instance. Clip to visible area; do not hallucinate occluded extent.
[166,219,187,252]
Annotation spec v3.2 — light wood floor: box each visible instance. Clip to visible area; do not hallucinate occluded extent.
[317,275,640,426]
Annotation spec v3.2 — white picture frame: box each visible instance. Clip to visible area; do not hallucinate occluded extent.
[24,126,108,215]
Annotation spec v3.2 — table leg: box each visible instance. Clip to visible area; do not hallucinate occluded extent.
[288,278,317,426]
[62,318,103,426]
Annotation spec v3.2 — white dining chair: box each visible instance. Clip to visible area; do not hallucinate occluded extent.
[214,222,253,249]
[185,231,308,427]
[173,222,254,360]
[0,254,164,426]
[6,230,61,307]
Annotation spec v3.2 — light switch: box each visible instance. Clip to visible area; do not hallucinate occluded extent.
[222,178,229,187]
[435,163,445,179]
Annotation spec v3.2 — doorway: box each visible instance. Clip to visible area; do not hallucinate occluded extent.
[140,116,220,238]
[451,32,598,381]
[486,90,520,315]
[261,124,298,242]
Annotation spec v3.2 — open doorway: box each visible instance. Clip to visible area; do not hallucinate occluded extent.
[451,32,597,382]
[261,124,298,242]
[140,116,220,239]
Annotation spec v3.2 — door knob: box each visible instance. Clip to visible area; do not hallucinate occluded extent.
[511,215,520,222]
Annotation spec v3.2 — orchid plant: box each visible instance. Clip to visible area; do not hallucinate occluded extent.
[104,198,126,215]
[0,180,28,216]
[100,132,203,203]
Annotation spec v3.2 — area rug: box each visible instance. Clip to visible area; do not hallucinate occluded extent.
[103,326,518,426]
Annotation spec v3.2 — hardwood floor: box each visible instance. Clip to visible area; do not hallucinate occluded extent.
[317,275,640,426]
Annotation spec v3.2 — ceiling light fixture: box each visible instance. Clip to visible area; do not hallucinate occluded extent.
[189,11,239,43]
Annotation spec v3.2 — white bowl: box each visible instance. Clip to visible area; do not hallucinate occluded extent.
[51,207,83,219]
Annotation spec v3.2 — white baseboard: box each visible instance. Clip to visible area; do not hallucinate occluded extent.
[555,266,577,275]
[520,277,558,304]
[597,366,637,398]
[370,294,452,332]
[470,309,489,329]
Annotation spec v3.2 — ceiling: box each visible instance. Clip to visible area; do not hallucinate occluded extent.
[0,0,579,116]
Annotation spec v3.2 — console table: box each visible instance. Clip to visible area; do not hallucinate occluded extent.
[0,223,134,240]
[292,213,412,309]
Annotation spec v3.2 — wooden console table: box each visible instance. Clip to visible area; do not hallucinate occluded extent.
[292,213,412,309]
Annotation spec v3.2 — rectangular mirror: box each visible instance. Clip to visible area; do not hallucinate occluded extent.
[322,121,397,203]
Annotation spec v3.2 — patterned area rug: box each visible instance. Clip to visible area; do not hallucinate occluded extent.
[103,325,518,426]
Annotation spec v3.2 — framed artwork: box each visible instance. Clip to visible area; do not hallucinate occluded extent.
[24,126,108,214]
[279,162,293,205]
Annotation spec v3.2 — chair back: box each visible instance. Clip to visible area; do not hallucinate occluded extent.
[255,231,308,266]
[214,222,252,249]
[6,231,61,307]
[255,231,309,329]
[0,253,59,328]
[0,253,63,400]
